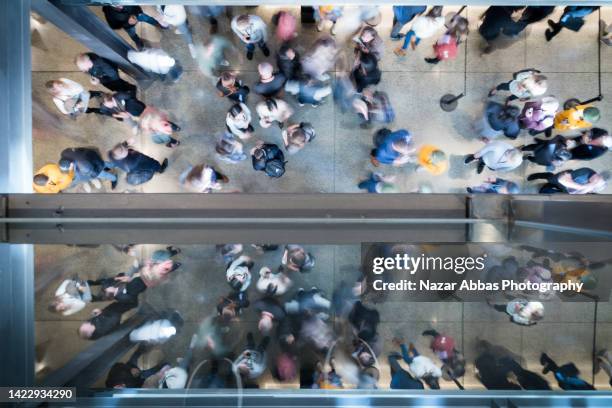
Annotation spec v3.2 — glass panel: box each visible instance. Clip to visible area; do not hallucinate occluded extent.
[35,242,612,393]
[31,4,612,194]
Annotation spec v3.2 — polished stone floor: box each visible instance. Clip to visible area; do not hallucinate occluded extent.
[31,5,612,194]
[35,243,612,390]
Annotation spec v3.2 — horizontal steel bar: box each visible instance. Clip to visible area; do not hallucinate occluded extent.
[514,220,612,240]
[1,217,498,224]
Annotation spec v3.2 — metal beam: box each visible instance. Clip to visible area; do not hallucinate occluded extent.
[31,0,149,80]
[0,244,35,387]
[0,0,33,194]
[39,310,149,388]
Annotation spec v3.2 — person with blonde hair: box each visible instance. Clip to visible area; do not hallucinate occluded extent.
[45,78,97,116]
[138,107,181,148]
[489,69,548,102]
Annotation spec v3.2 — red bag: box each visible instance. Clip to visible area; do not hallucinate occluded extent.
[434,35,458,61]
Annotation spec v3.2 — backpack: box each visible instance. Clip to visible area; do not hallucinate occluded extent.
[434,35,458,61]
[252,143,287,178]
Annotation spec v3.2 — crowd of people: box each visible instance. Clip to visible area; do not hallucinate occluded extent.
[44,242,611,390]
[33,5,610,194]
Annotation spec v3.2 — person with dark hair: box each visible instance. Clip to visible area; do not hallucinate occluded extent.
[353,26,384,61]
[388,351,424,389]
[88,92,146,129]
[32,162,74,194]
[256,98,294,129]
[519,97,559,137]
[217,291,250,322]
[226,255,253,292]
[528,167,608,194]
[281,245,315,273]
[567,128,612,161]
[251,142,287,178]
[226,103,254,140]
[105,344,169,388]
[351,52,381,93]
[78,301,137,340]
[540,353,595,390]
[277,45,301,81]
[370,128,415,167]
[102,5,161,50]
[75,53,136,94]
[234,332,270,381]
[88,273,147,305]
[60,147,118,192]
[521,135,571,169]
[545,6,599,42]
[283,122,316,154]
[422,329,465,380]
[107,141,168,187]
[352,89,395,129]
[216,72,250,104]
[392,338,441,389]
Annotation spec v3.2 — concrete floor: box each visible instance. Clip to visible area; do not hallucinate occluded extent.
[35,243,612,390]
[31,5,612,193]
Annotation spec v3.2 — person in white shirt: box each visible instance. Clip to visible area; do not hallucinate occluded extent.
[395,6,445,55]
[226,103,254,140]
[127,48,183,82]
[155,5,195,58]
[45,78,98,117]
[179,163,228,193]
[256,98,294,129]
[231,14,269,60]
[130,311,183,345]
[256,267,292,296]
[49,278,92,316]
[464,141,524,174]
[391,340,442,389]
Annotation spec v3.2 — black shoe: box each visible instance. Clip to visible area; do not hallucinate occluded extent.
[261,45,270,57]
[160,158,169,173]
[476,161,485,174]
[464,154,475,164]
[166,140,180,148]
[170,123,181,132]
[246,50,254,61]
[111,178,118,190]
[425,57,440,65]
[527,173,541,181]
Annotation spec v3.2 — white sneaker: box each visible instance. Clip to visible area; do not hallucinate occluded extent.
[220,59,230,66]
[188,44,196,59]
[90,178,102,189]
[82,182,92,193]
